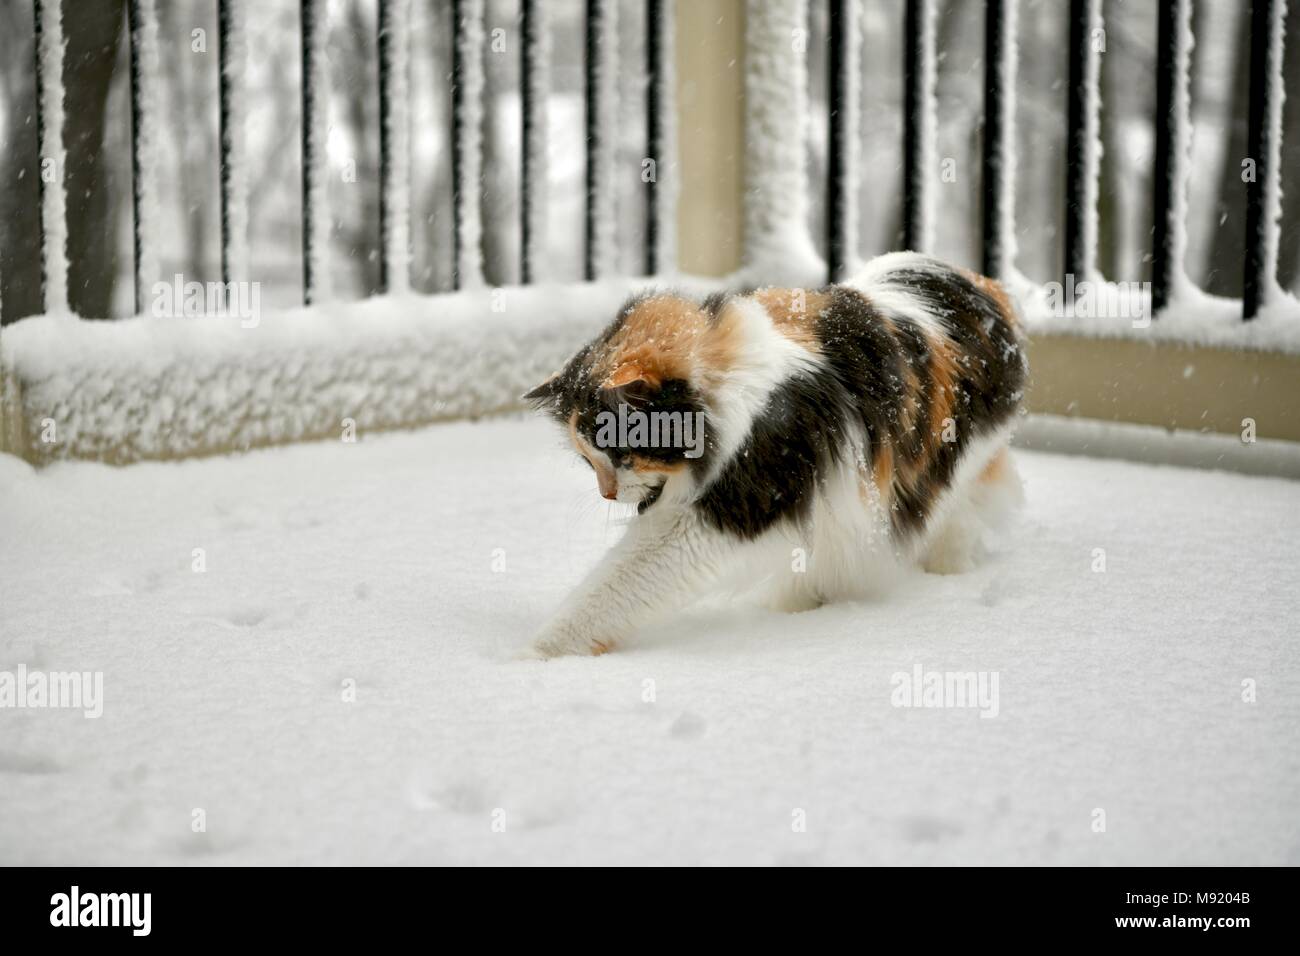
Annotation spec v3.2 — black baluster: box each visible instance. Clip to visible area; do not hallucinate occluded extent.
[584,0,602,281]
[646,0,664,276]
[300,0,321,305]
[1244,0,1281,319]
[827,0,849,282]
[521,0,539,284]
[128,0,148,314]
[981,0,1011,279]
[1063,0,1095,286]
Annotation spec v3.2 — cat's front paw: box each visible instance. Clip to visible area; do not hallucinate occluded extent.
[526,621,615,659]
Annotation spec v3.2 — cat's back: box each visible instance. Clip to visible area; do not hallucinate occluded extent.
[825,252,1026,428]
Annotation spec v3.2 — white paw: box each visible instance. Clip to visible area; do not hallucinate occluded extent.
[763,587,825,613]
[524,622,615,659]
[922,519,981,575]
[922,549,976,575]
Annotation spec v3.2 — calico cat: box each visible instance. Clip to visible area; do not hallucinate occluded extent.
[523,252,1027,657]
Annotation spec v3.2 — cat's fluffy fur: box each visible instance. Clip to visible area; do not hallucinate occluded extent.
[523,252,1027,657]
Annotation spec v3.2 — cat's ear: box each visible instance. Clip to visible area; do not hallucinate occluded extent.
[600,362,661,403]
[522,374,560,405]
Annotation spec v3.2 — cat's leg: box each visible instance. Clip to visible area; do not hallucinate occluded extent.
[527,509,732,657]
[761,574,824,613]
[921,445,1022,575]
[967,445,1024,532]
[920,491,982,574]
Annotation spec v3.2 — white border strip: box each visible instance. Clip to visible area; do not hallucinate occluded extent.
[1014,413,1300,479]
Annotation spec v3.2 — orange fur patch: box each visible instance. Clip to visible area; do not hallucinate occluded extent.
[859,443,895,515]
[630,455,687,475]
[566,411,584,456]
[568,411,616,495]
[695,301,745,380]
[925,333,961,452]
[872,444,895,500]
[979,447,1010,484]
[752,287,828,350]
[597,294,709,386]
[605,361,660,390]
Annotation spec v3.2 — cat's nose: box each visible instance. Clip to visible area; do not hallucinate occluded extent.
[596,467,618,500]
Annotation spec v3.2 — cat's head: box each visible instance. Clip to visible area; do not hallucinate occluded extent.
[524,292,714,508]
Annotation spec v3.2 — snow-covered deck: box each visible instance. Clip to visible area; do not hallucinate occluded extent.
[1,417,1296,865]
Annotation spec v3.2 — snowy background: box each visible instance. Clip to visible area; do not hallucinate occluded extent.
[1,0,1298,866]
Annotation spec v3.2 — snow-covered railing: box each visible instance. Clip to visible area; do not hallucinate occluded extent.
[1145,0,1282,318]
[1242,0,1288,318]
[644,0,673,276]
[1063,0,1102,287]
[25,0,676,313]
[1151,0,1191,315]
[217,0,249,288]
[1058,0,1289,320]
[519,0,547,285]
[127,0,161,318]
[902,0,937,260]
[980,0,1017,280]
[22,0,1294,322]
[826,0,860,282]
[32,0,69,316]
[808,0,1295,323]
[299,0,332,303]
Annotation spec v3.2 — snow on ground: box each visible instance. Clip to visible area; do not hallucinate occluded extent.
[1,417,1297,865]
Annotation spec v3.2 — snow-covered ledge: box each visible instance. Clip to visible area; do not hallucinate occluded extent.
[2,280,1296,470]
[0,281,717,466]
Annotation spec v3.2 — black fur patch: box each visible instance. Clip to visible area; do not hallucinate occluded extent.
[696,372,850,538]
[581,377,711,470]
[696,267,1023,541]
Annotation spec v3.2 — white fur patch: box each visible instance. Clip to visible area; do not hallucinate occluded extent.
[843,251,955,341]
[914,423,1021,570]
[699,296,823,487]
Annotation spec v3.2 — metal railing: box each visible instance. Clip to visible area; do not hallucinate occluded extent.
[24,0,671,315]
[21,0,1295,322]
